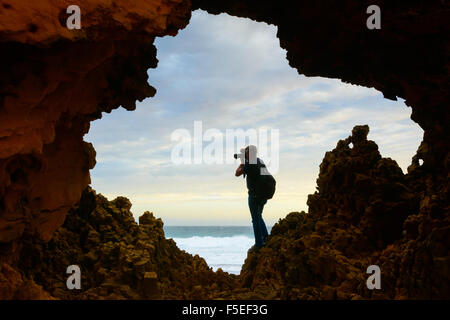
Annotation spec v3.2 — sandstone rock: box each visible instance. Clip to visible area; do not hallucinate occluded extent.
[143,272,159,298]
[16,187,238,299]
[0,0,192,251]
[0,263,54,299]
[238,126,449,299]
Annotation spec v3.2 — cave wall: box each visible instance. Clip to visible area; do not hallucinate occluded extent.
[0,0,449,299]
[0,0,191,258]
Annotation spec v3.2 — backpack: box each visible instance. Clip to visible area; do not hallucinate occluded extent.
[256,163,276,200]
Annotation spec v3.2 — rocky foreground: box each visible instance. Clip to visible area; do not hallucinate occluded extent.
[241,125,449,299]
[16,189,238,300]
[1,125,447,299]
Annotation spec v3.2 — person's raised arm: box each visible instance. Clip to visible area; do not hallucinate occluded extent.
[235,164,244,177]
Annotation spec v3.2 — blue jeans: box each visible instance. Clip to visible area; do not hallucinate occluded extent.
[248,195,268,248]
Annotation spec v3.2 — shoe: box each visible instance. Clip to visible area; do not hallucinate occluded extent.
[262,236,268,246]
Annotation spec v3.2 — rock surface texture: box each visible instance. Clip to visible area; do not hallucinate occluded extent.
[17,187,237,299]
[0,0,449,299]
[240,126,449,299]
[0,0,191,247]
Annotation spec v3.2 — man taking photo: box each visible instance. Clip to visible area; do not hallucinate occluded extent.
[235,145,275,253]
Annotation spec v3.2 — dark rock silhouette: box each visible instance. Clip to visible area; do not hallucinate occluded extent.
[17,187,236,299]
[240,125,448,299]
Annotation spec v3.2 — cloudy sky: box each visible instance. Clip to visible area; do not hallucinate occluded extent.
[84,10,423,226]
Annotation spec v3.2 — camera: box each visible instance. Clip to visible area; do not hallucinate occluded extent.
[234,147,246,162]
[233,152,245,160]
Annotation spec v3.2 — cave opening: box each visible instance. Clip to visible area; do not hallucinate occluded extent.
[84,10,423,274]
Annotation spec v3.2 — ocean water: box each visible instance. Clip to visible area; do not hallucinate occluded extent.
[164,226,272,275]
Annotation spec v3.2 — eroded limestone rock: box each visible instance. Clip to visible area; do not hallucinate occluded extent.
[239,126,449,299]
[18,187,238,299]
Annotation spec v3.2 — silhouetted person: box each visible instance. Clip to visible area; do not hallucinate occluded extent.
[235,145,269,253]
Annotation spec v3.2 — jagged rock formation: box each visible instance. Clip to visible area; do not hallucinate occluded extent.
[16,187,236,299]
[0,0,449,299]
[239,126,449,299]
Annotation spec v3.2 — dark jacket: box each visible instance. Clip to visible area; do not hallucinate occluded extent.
[243,158,264,196]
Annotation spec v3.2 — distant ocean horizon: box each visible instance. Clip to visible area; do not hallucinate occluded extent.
[164,226,272,275]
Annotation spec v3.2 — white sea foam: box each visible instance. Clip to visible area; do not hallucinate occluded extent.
[172,235,254,275]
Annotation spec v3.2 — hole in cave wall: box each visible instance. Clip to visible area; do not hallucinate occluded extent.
[5,155,43,186]
[10,169,27,184]
[83,10,424,273]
